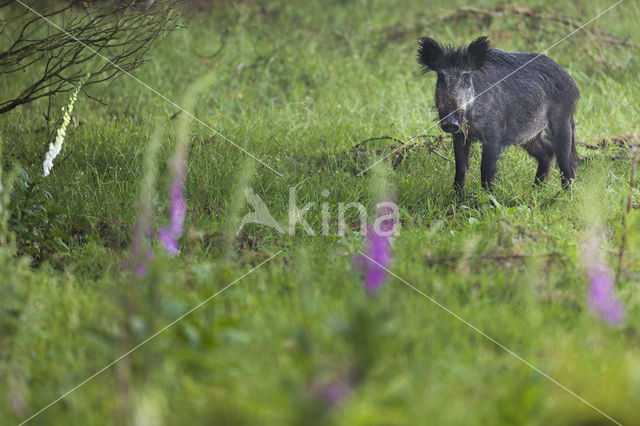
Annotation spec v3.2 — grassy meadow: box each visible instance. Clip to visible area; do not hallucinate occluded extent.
[1,0,639,424]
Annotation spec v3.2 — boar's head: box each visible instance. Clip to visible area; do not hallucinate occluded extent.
[417,36,490,134]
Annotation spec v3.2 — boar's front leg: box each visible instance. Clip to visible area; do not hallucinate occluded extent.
[480,140,500,191]
[453,133,471,192]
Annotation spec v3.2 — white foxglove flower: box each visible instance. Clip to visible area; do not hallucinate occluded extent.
[43,75,88,177]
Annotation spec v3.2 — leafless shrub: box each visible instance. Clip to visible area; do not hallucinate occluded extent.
[0,0,183,115]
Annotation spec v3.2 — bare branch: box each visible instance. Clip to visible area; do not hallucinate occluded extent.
[0,0,184,114]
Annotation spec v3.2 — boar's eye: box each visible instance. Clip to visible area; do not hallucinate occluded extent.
[461,73,471,86]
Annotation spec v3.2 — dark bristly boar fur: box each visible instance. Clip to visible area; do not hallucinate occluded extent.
[417,36,580,191]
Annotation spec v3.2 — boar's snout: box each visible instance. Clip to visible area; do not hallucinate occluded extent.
[441,116,460,134]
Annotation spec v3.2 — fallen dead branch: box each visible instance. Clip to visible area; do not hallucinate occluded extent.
[578,134,640,150]
[350,134,450,169]
[425,252,563,265]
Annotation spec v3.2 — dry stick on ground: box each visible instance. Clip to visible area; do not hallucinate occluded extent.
[424,252,563,265]
[352,136,406,148]
[578,134,640,150]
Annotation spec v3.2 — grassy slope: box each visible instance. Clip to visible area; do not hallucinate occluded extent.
[1,0,639,424]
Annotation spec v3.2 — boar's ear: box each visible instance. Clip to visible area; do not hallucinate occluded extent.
[417,37,443,72]
[467,36,490,70]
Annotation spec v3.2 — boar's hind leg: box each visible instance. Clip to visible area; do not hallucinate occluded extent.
[549,116,577,189]
[453,133,471,191]
[523,135,555,185]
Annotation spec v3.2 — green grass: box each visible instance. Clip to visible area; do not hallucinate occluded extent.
[1,0,639,424]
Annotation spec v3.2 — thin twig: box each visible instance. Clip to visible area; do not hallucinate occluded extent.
[351,134,450,169]
[352,135,405,150]
[430,148,450,162]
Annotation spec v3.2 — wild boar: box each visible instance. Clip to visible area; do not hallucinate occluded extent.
[417,36,580,191]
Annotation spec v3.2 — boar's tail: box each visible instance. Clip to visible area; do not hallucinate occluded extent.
[570,117,579,167]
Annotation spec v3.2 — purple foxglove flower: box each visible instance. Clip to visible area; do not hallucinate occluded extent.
[362,229,392,293]
[135,261,148,278]
[582,234,625,325]
[588,265,625,325]
[159,160,186,256]
[309,378,352,406]
[353,203,396,294]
